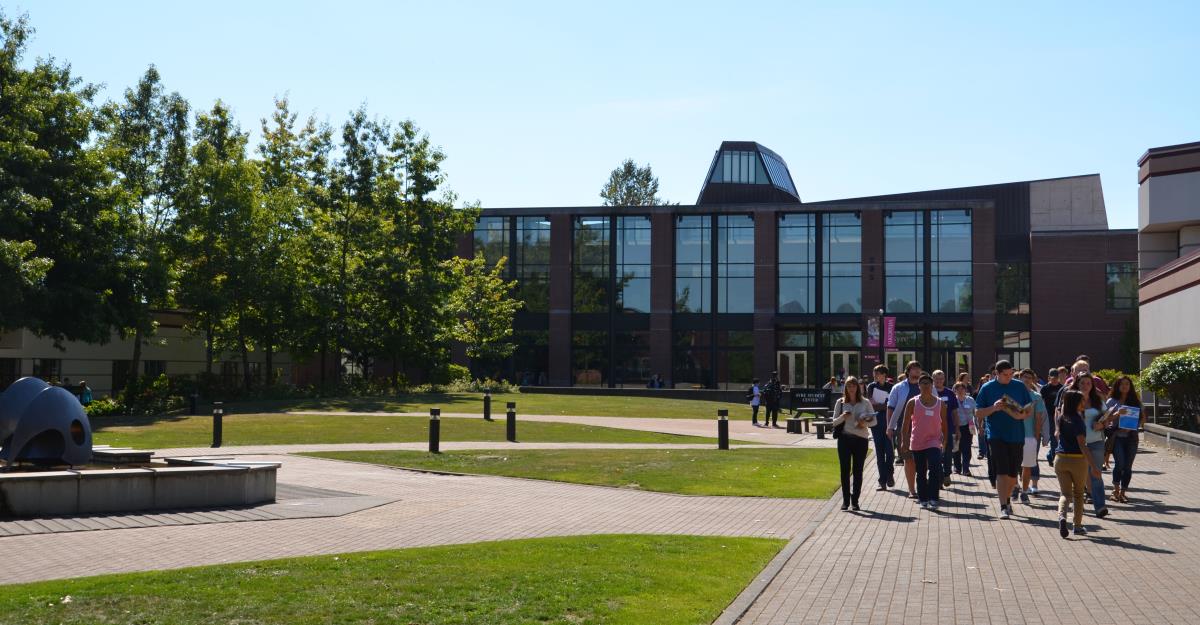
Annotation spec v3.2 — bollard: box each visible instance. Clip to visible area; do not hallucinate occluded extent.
[189,393,199,416]
[483,392,492,421]
[717,409,729,450]
[429,408,441,454]
[506,401,517,442]
[211,402,224,448]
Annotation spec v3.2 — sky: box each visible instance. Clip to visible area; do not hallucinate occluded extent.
[12,1,1200,228]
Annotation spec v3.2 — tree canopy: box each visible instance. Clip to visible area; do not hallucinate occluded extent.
[600,159,670,206]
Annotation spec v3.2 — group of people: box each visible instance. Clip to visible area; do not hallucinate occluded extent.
[53,377,93,406]
[765,355,1144,539]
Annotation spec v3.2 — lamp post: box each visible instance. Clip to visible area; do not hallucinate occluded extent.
[878,308,886,374]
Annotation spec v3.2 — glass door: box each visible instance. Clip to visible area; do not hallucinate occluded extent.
[885,351,917,378]
[829,351,860,383]
[953,351,972,379]
[777,351,809,388]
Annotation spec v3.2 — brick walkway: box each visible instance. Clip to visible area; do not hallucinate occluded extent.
[0,452,826,585]
[735,444,1200,625]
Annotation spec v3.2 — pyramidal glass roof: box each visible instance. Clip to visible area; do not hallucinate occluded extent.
[699,141,800,203]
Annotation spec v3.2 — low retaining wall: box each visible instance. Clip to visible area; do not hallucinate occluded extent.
[1143,424,1200,460]
[518,386,748,404]
[0,462,277,518]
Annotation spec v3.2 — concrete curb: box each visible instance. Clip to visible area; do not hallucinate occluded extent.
[711,488,841,625]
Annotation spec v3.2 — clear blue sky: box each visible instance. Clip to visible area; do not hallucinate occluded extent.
[15,1,1200,228]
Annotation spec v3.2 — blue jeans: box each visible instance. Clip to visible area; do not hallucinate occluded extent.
[1086,441,1106,512]
[870,422,894,486]
[978,432,989,457]
[1112,434,1138,490]
[955,425,972,472]
[914,447,942,502]
[1046,434,1057,465]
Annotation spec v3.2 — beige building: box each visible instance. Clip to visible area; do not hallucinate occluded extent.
[0,311,294,397]
[1138,140,1200,362]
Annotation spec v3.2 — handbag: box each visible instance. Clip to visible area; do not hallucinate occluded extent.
[832,400,846,439]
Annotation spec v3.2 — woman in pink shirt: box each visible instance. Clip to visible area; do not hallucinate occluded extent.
[900,374,948,510]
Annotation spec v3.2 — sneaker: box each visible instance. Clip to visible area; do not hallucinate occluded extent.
[1020,491,1030,504]
[841,504,849,511]
[1073,525,1087,536]
[942,476,952,488]
[1000,506,1010,519]
[908,491,917,499]
[895,458,905,465]
[851,504,861,512]
[1097,507,1110,519]
[929,500,939,510]
[887,477,895,488]
[1030,486,1039,495]
[1059,517,1069,538]
[876,485,887,491]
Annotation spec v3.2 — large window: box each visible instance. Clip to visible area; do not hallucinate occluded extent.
[675,216,711,313]
[1106,263,1138,310]
[0,358,20,391]
[931,210,972,313]
[473,216,509,266]
[996,262,1030,315]
[824,213,861,313]
[672,330,712,388]
[718,215,754,313]
[614,331,652,386]
[572,331,608,386]
[998,330,1031,371]
[32,358,61,383]
[515,217,550,313]
[512,330,549,385]
[778,214,815,313]
[709,150,768,184]
[573,217,610,313]
[717,331,755,389]
[885,211,924,313]
[616,217,651,313]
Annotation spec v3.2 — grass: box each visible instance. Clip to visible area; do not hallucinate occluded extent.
[216,391,765,420]
[0,535,784,625]
[91,413,727,449]
[307,448,842,498]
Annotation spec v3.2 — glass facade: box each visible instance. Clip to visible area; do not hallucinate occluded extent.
[573,217,610,313]
[572,330,608,386]
[931,210,972,313]
[710,151,768,184]
[1106,262,1137,310]
[823,213,861,313]
[473,216,509,266]
[512,330,549,385]
[718,215,755,313]
[778,213,815,313]
[674,216,710,313]
[613,331,652,386]
[885,211,924,313]
[672,330,712,388]
[998,330,1031,371]
[515,217,550,312]
[616,216,651,313]
[996,262,1030,314]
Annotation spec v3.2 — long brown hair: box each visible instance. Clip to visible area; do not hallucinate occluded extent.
[1069,373,1104,410]
[1107,375,1142,408]
[842,376,863,404]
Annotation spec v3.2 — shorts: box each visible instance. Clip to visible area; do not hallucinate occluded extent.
[1021,437,1038,468]
[989,439,1023,478]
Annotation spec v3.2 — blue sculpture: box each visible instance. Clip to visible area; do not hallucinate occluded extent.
[0,377,93,466]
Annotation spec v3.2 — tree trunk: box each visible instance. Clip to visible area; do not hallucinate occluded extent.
[127,324,144,398]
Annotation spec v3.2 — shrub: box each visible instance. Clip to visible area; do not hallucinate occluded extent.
[1140,348,1200,431]
[446,377,519,393]
[85,397,126,418]
[1093,369,1139,392]
[448,364,471,383]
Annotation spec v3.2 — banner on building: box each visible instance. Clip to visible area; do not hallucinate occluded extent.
[884,317,897,349]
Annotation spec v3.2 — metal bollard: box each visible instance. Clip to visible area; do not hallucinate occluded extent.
[211,402,224,448]
[506,401,517,442]
[429,408,441,454]
[717,409,729,450]
[483,392,492,421]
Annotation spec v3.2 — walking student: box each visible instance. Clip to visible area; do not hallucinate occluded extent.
[866,365,895,491]
[1054,389,1103,538]
[1018,369,1048,502]
[1106,375,1143,503]
[833,376,876,511]
[1073,373,1113,518]
[899,374,948,510]
[1040,368,1063,466]
[974,360,1033,519]
[762,372,783,428]
[887,361,923,497]
[747,378,762,426]
[976,374,991,461]
[933,370,958,488]
[952,382,976,475]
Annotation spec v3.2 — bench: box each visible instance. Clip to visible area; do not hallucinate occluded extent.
[787,415,818,434]
[813,419,835,439]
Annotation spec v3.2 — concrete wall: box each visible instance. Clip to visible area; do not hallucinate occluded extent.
[1029,175,1109,232]
[1141,286,1200,353]
[1139,169,1200,233]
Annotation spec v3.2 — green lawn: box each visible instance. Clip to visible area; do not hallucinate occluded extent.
[92,413,726,449]
[0,535,783,625]
[307,448,841,498]
[220,391,765,420]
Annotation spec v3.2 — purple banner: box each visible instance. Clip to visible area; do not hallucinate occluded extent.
[866,317,880,348]
[884,317,897,349]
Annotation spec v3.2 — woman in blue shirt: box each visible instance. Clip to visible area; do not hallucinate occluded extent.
[1071,373,1116,519]
[1105,375,1142,503]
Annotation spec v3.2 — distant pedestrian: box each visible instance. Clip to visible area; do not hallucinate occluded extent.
[78,381,93,406]
[952,382,976,475]
[833,376,875,511]
[1106,375,1143,503]
[933,370,958,488]
[866,365,895,491]
[900,374,948,510]
[1054,389,1103,538]
[1040,368,1064,466]
[762,372,783,428]
[1018,369,1048,502]
[747,378,763,426]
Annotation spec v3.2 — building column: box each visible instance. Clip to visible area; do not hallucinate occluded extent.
[971,205,996,380]
[860,210,884,371]
[650,212,674,384]
[548,214,573,386]
[753,209,778,379]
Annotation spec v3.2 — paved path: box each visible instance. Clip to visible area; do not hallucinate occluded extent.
[288,410,832,446]
[0,452,826,585]
[159,441,783,457]
[735,444,1200,625]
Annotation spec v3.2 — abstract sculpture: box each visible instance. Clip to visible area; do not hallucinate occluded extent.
[0,377,93,466]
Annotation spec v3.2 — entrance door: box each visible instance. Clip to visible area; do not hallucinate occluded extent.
[829,351,860,383]
[885,351,917,378]
[777,351,809,388]
[953,351,972,379]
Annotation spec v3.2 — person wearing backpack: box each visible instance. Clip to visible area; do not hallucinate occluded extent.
[762,372,783,428]
[747,378,763,426]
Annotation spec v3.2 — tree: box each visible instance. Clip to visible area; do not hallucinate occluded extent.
[600,159,669,206]
[100,65,190,395]
[0,12,125,344]
[446,254,523,374]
